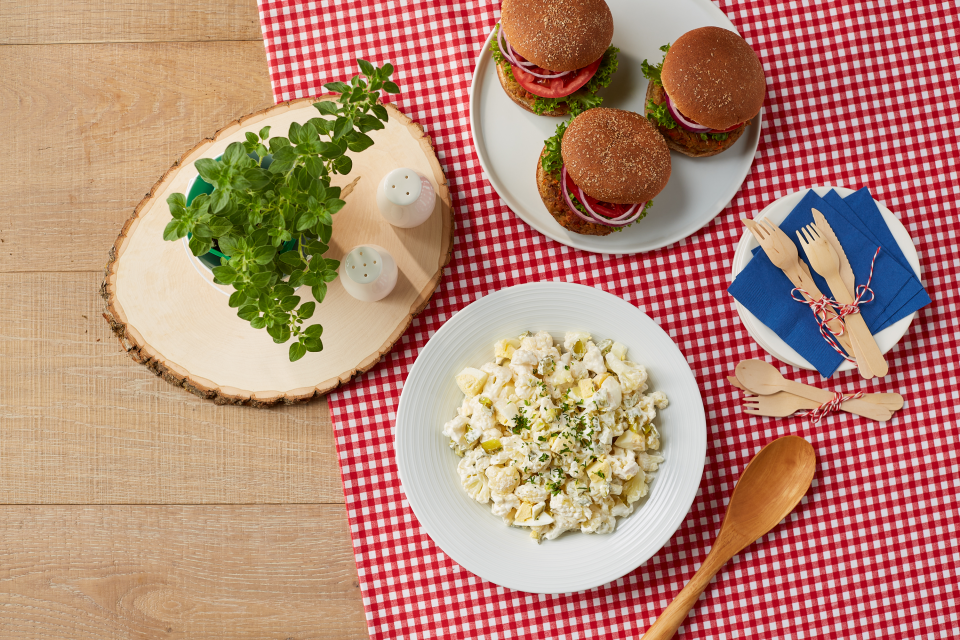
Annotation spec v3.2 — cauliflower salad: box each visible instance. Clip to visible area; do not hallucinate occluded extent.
[442,331,667,543]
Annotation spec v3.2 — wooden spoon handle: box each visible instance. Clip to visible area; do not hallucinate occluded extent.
[643,553,727,639]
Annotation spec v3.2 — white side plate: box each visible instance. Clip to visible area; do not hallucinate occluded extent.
[731,186,922,373]
[469,0,762,254]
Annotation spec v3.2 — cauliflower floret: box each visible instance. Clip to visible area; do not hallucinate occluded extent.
[622,470,648,504]
[605,353,648,393]
[651,390,669,410]
[516,483,550,504]
[508,349,539,378]
[614,429,646,451]
[586,457,613,499]
[581,510,616,535]
[513,372,539,401]
[491,492,520,518]
[480,362,513,397]
[637,451,665,473]
[485,464,520,496]
[462,473,491,503]
[494,398,519,426]
[610,497,633,517]
[608,446,640,480]
[581,342,607,376]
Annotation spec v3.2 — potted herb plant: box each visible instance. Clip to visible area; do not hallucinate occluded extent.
[162,60,401,361]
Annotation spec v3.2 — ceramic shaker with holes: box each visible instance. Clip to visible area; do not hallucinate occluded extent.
[338,245,398,302]
[377,168,435,228]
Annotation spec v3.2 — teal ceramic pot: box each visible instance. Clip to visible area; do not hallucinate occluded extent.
[185,153,296,270]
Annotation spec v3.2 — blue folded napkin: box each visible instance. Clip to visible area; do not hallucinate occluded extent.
[728,188,931,378]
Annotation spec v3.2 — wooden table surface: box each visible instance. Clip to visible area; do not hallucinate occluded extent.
[0,1,369,637]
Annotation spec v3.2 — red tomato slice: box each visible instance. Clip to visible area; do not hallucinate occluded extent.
[711,121,744,133]
[511,56,603,99]
[564,171,636,218]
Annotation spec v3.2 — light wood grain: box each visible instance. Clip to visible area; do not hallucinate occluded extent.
[103,98,453,405]
[0,505,368,639]
[0,42,274,272]
[0,0,264,44]
[0,271,346,504]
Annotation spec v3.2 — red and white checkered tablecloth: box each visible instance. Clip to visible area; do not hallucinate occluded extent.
[257,1,959,637]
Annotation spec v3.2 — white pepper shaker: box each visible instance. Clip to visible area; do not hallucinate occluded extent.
[338,245,398,302]
[376,168,435,228]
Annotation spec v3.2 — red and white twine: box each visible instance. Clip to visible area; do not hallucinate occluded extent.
[791,246,881,362]
[800,390,866,424]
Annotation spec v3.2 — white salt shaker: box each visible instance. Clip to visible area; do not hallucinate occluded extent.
[376,168,435,228]
[338,245,398,302]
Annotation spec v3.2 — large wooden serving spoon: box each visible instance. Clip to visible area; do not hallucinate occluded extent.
[642,436,816,639]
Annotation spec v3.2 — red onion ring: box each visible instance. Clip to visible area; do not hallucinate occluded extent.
[663,92,712,133]
[560,165,646,227]
[497,22,571,79]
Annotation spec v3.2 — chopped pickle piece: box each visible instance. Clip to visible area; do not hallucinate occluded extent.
[478,396,493,409]
[481,438,502,453]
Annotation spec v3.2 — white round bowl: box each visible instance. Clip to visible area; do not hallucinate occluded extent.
[395,282,706,593]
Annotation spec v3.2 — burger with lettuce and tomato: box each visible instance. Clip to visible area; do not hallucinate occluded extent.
[642,27,766,157]
[491,0,620,117]
[537,107,671,236]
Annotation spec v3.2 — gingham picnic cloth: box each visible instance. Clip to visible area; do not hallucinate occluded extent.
[257,1,959,637]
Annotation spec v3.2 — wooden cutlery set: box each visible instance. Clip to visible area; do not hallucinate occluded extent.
[743,212,888,379]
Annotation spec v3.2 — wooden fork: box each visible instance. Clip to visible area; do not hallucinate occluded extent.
[742,392,893,420]
[796,224,888,378]
[743,218,855,358]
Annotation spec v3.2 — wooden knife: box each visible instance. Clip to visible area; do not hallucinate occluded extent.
[812,208,856,296]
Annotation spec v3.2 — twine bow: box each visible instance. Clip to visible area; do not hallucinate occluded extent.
[791,247,881,362]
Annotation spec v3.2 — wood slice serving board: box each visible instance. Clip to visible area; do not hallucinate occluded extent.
[102,98,454,406]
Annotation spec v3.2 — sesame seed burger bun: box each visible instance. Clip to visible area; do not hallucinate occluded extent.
[501,0,614,72]
[661,26,766,131]
[561,108,671,204]
[536,146,614,236]
[644,82,751,158]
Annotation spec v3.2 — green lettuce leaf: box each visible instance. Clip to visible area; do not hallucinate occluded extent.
[541,121,568,180]
[533,47,619,116]
[642,43,729,140]
[640,43,671,87]
[489,23,515,83]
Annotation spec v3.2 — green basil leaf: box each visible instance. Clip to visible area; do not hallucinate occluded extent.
[333,155,352,175]
[258,125,271,140]
[326,198,346,215]
[298,302,316,320]
[213,265,238,284]
[208,188,230,213]
[318,223,332,244]
[321,269,339,283]
[383,81,400,94]
[303,337,323,352]
[245,132,259,145]
[163,220,183,241]
[223,141,245,165]
[268,136,291,153]
[250,271,272,288]
[217,236,240,257]
[188,235,212,256]
[167,192,187,209]
[333,116,353,141]
[278,295,300,311]
[288,269,305,288]
[324,81,351,94]
[207,216,233,237]
[253,245,276,265]
[381,63,394,77]
[279,251,304,268]
[237,304,259,321]
[371,104,389,121]
[228,290,247,308]
[312,282,328,303]
[314,100,338,116]
[324,258,340,271]
[289,341,307,362]
[358,59,375,77]
[304,322,322,337]
[347,131,374,152]
[288,121,303,145]
[195,158,221,184]
[296,212,318,232]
